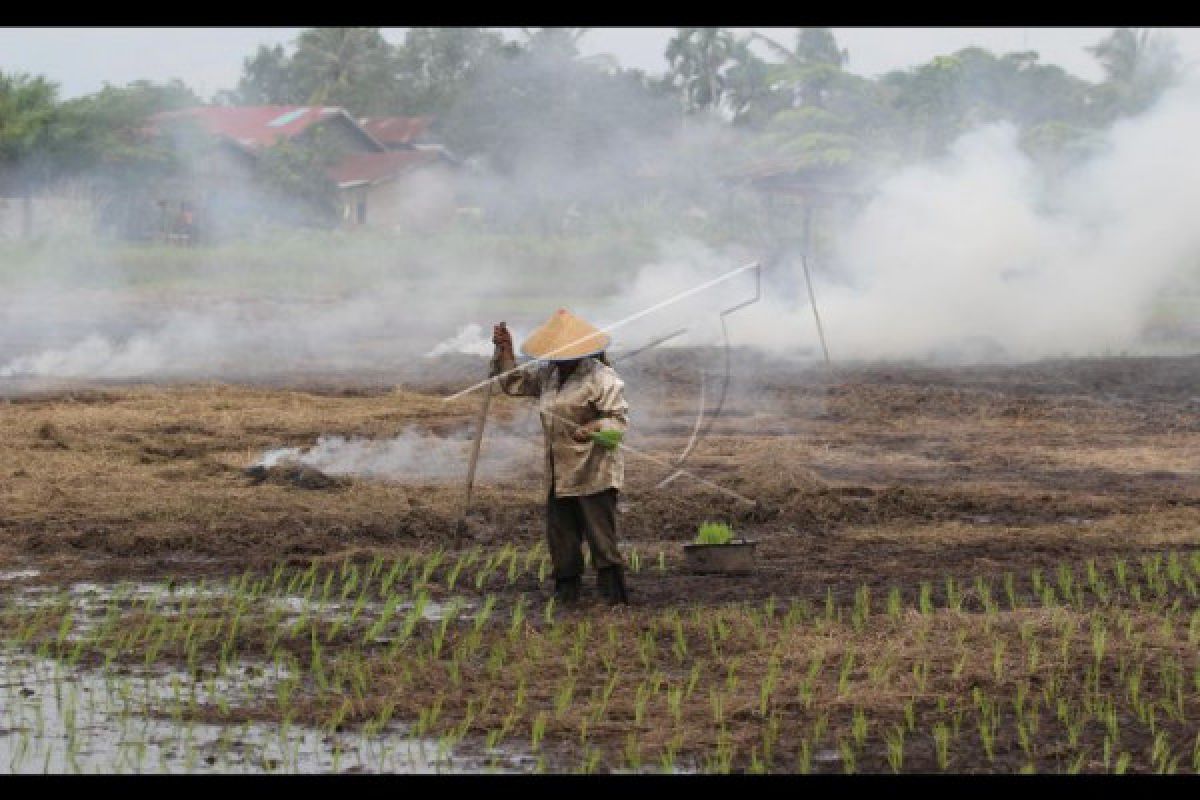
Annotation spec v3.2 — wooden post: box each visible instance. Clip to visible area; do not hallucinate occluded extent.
[455,377,494,547]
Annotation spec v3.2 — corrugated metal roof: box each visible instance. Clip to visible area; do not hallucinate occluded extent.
[151,106,371,150]
[358,116,433,147]
[326,149,444,188]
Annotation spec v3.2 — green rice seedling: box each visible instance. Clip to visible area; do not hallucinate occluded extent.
[912,658,929,694]
[1085,558,1102,592]
[631,681,655,727]
[992,640,1007,682]
[932,722,951,770]
[506,549,520,585]
[838,737,857,774]
[975,576,996,614]
[520,544,540,575]
[886,587,903,620]
[918,582,933,615]
[762,711,782,770]
[1151,730,1173,773]
[837,649,856,696]
[951,630,970,680]
[1091,619,1108,663]
[851,707,868,749]
[475,555,497,590]
[469,594,497,634]
[671,617,688,664]
[695,521,734,545]
[760,655,781,717]
[709,687,724,727]
[1031,568,1044,596]
[638,629,657,671]
[431,599,464,659]
[508,595,527,639]
[1056,564,1076,606]
[530,714,549,753]
[851,585,870,631]
[945,576,963,612]
[747,745,766,774]
[824,587,837,623]
[624,729,643,772]
[658,551,666,574]
[726,657,741,694]
[629,548,641,573]
[1003,572,1018,610]
[885,724,905,773]
[1113,558,1128,591]
[445,554,467,591]
[421,550,445,585]
[795,737,813,774]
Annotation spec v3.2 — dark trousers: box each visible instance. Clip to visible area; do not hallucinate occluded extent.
[546,488,623,579]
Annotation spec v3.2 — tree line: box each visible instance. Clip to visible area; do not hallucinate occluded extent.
[0,27,1186,236]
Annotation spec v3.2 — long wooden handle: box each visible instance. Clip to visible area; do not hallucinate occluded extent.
[462,378,494,516]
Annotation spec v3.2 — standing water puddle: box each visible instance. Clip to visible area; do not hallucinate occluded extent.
[0,580,517,773]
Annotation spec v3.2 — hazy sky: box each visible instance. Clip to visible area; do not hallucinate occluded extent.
[3,27,1199,100]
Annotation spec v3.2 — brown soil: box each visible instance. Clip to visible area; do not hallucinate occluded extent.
[2,354,1196,602]
[4,352,1200,773]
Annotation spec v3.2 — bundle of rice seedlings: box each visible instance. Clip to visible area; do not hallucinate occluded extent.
[695,521,734,545]
[591,429,624,450]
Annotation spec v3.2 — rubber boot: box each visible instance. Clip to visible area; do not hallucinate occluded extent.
[598,566,629,606]
[554,575,581,606]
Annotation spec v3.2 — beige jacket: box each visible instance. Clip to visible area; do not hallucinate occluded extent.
[491,354,628,497]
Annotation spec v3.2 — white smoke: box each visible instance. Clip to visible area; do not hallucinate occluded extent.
[811,83,1200,360]
[424,324,492,359]
[0,332,169,378]
[254,424,540,483]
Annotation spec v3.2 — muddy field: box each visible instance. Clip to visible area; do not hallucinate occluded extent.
[2,352,1199,772]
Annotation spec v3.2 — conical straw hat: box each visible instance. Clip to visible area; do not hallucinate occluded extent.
[521,309,611,361]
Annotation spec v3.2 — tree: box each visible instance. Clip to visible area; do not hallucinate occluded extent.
[222,44,299,105]
[0,72,67,237]
[723,37,782,127]
[393,27,515,114]
[1086,28,1182,118]
[57,80,204,238]
[225,28,402,115]
[665,27,739,116]
[289,27,398,113]
[752,28,851,110]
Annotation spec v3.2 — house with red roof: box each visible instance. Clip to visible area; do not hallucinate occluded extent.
[148,105,457,235]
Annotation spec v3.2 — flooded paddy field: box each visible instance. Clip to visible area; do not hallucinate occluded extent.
[1,352,1199,772]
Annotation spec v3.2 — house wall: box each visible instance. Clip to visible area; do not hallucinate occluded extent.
[0,186,97,241]
[354,165,457,232]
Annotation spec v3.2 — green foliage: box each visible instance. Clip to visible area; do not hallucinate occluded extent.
[695,522,735,545]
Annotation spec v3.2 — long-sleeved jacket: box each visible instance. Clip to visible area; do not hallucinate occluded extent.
[491,353,628,497]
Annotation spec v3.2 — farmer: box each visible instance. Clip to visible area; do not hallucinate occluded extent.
[491,310,630,606]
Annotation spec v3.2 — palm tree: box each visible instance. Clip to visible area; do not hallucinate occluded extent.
[665,27,737,115]
[519,27,587,59]
[1086,28,1181,116]
[751,28,849,109]
[290,27,394,109]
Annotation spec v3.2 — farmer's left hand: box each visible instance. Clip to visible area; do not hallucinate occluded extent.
[572,422,598,443]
